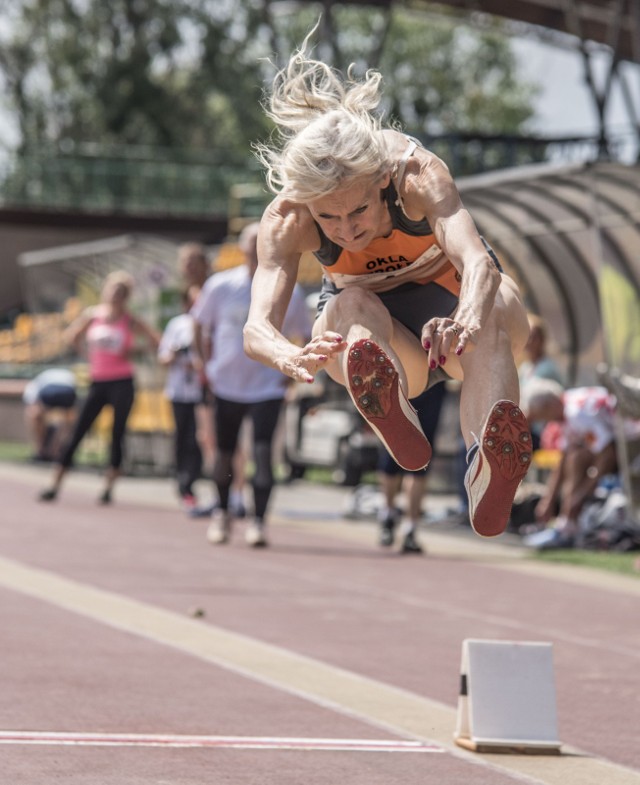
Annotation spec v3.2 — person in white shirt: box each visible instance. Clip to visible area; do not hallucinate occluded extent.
[158,288,204,511]
[192,223,311,547]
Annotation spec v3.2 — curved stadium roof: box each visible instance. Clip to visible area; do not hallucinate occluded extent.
[341,0,640,65]
[458,160,640,384]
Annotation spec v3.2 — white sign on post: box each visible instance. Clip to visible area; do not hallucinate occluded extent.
[454,639,562,754]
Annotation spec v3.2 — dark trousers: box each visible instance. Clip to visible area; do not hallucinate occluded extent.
[59,378,135,470]
[171,400,202,496]
[213,396,283,520]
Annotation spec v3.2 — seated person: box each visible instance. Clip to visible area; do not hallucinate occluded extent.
[521,380,628,548]
[518,314,565,450]
[23,368,77,461]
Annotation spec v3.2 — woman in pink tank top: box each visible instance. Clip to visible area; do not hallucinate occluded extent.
[39,270,160,504]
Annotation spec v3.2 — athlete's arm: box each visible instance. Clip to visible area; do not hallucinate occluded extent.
[406,151,502,352]
[63,307,94,351]
[244,199,345,383]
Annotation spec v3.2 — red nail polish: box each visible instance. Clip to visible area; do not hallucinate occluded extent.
[456,347,463,356]
[430,360,437,370]
[439,355,446,365]
[423,341,431,350]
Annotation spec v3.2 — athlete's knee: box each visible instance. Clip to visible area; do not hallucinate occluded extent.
[332,287,387,323]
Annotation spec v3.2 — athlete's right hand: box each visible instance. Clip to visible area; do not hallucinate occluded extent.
[280,331,347,383]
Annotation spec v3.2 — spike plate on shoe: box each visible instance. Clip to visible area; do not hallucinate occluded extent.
[346,338,431,471]
[464,400,532,537]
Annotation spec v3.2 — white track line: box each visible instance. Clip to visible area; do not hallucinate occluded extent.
[3,556,640,785]
[0,731,443,752]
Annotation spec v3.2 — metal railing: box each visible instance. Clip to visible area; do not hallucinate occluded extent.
[0,134,611,217]
[0,147,264,217]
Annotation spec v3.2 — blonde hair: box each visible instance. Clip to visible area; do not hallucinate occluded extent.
[254,26,392,202]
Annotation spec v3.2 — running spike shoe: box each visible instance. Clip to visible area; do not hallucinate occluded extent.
[347,338,431,471]
[464,400,532,537]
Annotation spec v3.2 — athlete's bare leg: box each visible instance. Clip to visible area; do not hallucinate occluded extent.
[450,277,530,447]
[314,279,529,447]
[313,287,429,397]
[452,277,532,536]
[314,288,434,470]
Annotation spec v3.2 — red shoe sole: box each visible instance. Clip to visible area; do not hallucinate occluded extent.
[347,339,431,471]
[466,400,532,537]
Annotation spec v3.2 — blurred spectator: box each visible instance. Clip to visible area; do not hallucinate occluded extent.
[39,271,160,505]
[521,381,626,549]
[23,368,77,461]
[179,242,211,294]
[377,382,447,553]
[518,314,565,450]
[192,222,311,548]
[178,243,216,477]
[158,287,204,513]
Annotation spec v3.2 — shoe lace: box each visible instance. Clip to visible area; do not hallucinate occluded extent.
[466,439,480,465]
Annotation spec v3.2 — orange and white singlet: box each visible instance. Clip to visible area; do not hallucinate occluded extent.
[313,140,462,299]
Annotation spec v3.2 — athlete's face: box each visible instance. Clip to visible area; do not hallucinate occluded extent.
[308,175,391,251]
[103,281,130,306]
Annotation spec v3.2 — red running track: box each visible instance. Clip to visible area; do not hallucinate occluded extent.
[1,463,639,785]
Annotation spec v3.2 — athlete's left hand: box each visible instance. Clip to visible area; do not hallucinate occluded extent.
[280,331,348,383]
[421,317,476,368]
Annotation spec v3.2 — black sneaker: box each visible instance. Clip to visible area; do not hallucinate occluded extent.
[38,488,58,502]
[400,530,424,554]
[98,489,112,505]
[379,512,398,547]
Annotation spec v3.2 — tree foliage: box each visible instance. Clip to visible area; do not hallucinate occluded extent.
[0,0,538,162]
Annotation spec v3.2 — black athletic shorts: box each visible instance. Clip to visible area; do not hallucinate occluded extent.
[316,240,501,336]
[39,384,77,409]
